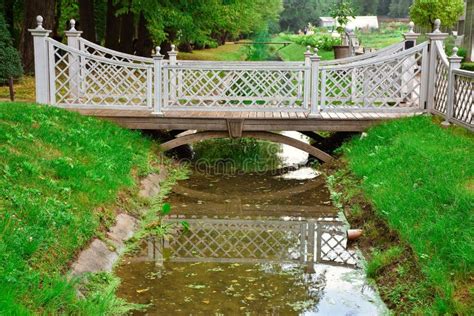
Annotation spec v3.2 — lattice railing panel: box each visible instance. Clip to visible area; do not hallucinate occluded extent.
[433,57,449,114]
[452,71,473,127]
[79,38,153,65]
[162,64,308,110]
[319,44,427,110]
[49,39,152,108]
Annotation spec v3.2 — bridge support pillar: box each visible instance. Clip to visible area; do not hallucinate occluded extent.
[226,119,244,138]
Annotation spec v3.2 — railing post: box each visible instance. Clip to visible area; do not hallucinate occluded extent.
[426,19,448,111]
[152,46,164,116]
[303,46,312,111]
[309,49,321,118]
[168,45,178,105]
[401,21,420,101]
[403,21,419,49]
[29,16,52,104]
[442,47,462,126]
[64,19,82,99]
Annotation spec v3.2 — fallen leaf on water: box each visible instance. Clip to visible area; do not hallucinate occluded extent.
[136,288,149,293]
[202,300,210,304]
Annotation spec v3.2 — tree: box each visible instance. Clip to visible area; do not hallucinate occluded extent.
[389,0,413,18]
[79,0,96,42]
[409,0,464,28]
[0,14,23,100]
[18,0,55,73]
[331,0,355,43]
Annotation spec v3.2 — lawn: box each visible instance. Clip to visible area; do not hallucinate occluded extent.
[356,22,408,50]
[0,76,36,103]
[0,102,158,313]
[178,42,248,61]
[272,35,334,61]
[341,116,473,313]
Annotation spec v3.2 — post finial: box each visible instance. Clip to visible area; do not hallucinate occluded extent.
[434,19,441,33]
[69,19,76,31]
[451,46,459,57]
[408,21,415,33]
[36,15,44,30]
[155,46,161,56]
[313,47,319,57]
[306,46,311,53]
[171,44,176,52]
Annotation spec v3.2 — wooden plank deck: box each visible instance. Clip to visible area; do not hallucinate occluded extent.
[68,108,423,132]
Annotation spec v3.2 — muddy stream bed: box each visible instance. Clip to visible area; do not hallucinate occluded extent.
[115,132,387,315]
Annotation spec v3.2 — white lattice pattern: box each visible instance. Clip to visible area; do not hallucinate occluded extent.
[319,44,427,110]
[163,64,308,110]
[79,38,153,65]
[433,57,449,114]
[165,219,303,262]
[453,71,474,127]
[318,223,357,266]
[162,218,357,266]
[49,39,152,108]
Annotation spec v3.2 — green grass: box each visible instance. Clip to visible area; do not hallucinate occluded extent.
[342,116,474,313]
[356,22,408,50]
[272,35,334,61]
[0,102,158,313]
[178,42,248,61]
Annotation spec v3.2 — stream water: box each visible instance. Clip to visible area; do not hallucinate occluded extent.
[116,133,387,315]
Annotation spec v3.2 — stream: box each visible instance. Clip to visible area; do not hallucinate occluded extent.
[115,132,387,315]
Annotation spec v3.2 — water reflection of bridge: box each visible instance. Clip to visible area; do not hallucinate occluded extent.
[170,176,335,217]
[140,218,357,267]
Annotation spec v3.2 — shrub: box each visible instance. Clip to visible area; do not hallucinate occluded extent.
[281,34,340,51]
[0,15,22,83]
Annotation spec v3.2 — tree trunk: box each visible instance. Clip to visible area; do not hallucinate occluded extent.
[135,13,153,57]
[19,0,56,74]
[118,10,134,54]
[105,0,120,50]
[8,77,15,101]
[79,0,96,42]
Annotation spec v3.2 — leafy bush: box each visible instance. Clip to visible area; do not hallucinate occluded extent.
[0,15,22,82]
[281,34,340,51]
[462,62,474,71]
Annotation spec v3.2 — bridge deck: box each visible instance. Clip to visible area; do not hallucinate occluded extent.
[69,108,423,132]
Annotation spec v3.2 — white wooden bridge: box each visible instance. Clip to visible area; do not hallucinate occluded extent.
[30,17,473,161]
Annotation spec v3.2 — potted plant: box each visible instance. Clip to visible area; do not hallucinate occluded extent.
[330,0,355,59]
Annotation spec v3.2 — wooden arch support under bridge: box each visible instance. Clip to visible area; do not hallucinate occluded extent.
[160,131,334,163]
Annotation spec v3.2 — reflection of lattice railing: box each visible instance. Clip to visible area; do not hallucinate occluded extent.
[48,39,153,109]
[452,70,473,127]
[317,222,357,266]
[157,218,357,266]
[319,43,428,110]
[162,63,308,111]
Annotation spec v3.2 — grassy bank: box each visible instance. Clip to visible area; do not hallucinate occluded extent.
[0,102,161,313]
[332,116,473,313]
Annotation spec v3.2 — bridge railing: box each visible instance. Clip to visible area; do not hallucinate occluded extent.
[29,16,472,127]
[428,22,473,130]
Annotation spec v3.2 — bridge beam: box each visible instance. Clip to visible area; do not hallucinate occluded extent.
[160,131,334,163]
